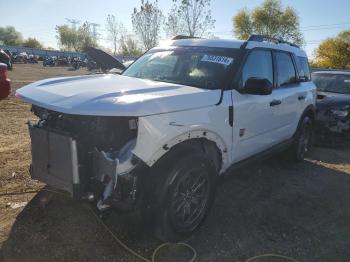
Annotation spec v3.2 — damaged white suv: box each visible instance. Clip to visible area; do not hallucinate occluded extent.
[16,35,316,241]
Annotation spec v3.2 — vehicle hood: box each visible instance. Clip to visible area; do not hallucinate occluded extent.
[85,47,125,71]
[316,91,350,110]
[16,74,221,116]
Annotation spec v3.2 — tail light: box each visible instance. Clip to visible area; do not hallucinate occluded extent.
[0,63,10,100]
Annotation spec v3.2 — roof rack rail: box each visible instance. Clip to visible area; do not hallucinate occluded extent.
[248,34,300,48]
[172,35,201,40]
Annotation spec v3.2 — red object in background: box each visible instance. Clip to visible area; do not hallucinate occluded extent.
[0,63,10,100]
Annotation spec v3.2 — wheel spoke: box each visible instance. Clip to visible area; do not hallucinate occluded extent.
[192,177,206,194]
[170,167,211,228]
[174,199,186,215]
[182,203,191,222]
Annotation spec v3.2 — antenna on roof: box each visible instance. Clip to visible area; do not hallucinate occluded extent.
[248,34,300,48]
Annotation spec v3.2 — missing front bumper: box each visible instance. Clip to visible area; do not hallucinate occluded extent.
[29,124,141,211]
[29,124,80,197]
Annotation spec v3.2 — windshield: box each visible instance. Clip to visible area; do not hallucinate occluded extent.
[312,73,350,94]
[122,47,239,90]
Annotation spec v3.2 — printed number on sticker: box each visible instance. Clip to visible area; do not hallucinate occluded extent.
[201,55,233,66]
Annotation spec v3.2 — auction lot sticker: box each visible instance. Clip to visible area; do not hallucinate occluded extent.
[201,55,233,66]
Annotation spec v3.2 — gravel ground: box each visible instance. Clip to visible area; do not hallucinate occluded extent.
[0,63,349,262]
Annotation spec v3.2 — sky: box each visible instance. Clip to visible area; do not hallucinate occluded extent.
[2,0,350,57]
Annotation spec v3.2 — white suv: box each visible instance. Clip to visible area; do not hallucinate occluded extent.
[17,35,316,241]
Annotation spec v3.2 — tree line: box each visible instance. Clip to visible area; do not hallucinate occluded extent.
[54,0,216,56]
[0,26,43,49]
[0,0,348,68]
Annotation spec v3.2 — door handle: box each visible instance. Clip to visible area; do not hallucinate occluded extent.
[298,95,306,100]
[270,100,282,106]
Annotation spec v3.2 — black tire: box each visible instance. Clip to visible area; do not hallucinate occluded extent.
[292,116,313,162]
[148,152,217,241]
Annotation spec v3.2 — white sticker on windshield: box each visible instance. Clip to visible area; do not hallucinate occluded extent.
[344,79,350,83]
[201,55,233,66]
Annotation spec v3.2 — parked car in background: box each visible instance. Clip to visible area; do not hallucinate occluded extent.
[17,35,316,241]
[13,52,28,63]
[0,63,11,100]
[0,49,12,70]
[28,54,39,64]
[56,56,69,66]
[312,70,350,145]
[43,56,55,67]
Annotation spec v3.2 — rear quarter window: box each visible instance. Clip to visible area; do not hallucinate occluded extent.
[296,56,311,81]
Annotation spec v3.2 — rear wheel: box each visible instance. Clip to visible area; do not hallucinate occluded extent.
[149,152,217,241]
[292,116,313,162]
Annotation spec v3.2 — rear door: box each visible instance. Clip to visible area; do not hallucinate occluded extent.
[271,51,301,140]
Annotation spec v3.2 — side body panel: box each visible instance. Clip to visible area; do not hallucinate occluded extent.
[230,90,282,162]
[275,82,316,139]
[230,83,316,163]
[132,91,233,173]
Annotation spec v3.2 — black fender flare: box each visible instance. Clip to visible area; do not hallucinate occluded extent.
[293,104,316,138]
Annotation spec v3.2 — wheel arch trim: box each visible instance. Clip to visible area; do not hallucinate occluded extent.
[133,129,230,173]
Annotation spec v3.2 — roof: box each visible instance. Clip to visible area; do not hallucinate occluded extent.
[312,70,350,75]
[156,38,307,58]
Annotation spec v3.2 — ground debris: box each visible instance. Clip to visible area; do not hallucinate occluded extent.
[6,201,28,209]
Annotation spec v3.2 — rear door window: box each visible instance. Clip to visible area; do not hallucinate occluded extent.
[275,52,297,87]
[296,56,311,81]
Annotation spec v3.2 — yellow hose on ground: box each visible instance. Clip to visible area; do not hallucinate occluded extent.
[2,188,298,262]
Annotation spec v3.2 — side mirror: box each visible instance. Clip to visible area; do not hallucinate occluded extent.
[244,77,273,95]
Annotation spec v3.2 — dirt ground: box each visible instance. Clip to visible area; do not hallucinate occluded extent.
[0,63,350,262]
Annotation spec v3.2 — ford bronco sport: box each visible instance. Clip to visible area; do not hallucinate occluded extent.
[16,35,316,241]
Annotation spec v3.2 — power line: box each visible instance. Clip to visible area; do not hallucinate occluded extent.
[301,22,350,29]
[212,22,350,35]
[66,18,81,30]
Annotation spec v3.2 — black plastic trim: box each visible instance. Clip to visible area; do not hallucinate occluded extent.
[224,138,294,175]
[228,106,233,126]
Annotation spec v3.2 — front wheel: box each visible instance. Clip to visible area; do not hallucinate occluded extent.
[149,153,217,241]
[292,116,313,162]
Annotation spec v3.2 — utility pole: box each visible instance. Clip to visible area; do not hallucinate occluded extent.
[66,18,81,30]
[90,23,100,44]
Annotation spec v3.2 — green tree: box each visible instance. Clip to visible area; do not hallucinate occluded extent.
[106,14,125,55]
[56,22,97,51]
[165,0,215,37]
[0,26,23,46]
[23,37,43,48]
[313,30,350,69]
[120,36,143,56]
[78,22,97,51]
[56,25,80,51]
[132,0,163,50]
[233,0,303,45]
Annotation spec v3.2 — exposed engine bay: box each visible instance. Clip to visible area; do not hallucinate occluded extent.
[30,105,143,211]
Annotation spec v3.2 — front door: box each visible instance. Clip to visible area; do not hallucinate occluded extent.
[231,49,281,162]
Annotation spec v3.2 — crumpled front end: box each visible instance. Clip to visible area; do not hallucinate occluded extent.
[315,105,350,146]
[28,105,145,211]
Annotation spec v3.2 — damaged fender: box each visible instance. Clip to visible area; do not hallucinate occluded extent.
[132,103,233,174]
